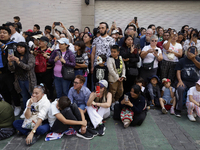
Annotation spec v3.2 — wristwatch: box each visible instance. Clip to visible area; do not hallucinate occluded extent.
[32,129,36,134]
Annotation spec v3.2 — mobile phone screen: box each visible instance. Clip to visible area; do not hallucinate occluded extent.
[8,49,14,55]
[96,86,100,97]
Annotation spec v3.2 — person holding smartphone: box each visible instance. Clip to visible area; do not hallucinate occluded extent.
[120,85,146,128]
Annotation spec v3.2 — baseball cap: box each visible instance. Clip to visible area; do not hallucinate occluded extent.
[2,22,14,27]
[32,34,43,39]
[162,78,171,84]
[39,36,49,43]
[196,79,200,85]
[57,38,69,45]
[26,29,33,33]
[98,80,108,88]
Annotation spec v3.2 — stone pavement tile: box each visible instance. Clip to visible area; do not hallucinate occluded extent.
[62,136,78,150]
[0,136,14,149]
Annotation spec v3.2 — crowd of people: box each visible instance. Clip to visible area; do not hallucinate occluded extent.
[1,16,200,145]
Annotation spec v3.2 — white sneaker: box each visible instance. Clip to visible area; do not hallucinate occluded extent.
[20,113,25,119]
[14,106,21,116]
[188,115,196,122]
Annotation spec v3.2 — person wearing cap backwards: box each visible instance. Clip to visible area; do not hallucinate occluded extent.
[3,22,25,43]
[0,26,21,116]
[7,42,36,115]
[86,80,112,136]
[175,46,200,117]
[33,36,54,101]
[49,38,75,97]
[186,79,200,121]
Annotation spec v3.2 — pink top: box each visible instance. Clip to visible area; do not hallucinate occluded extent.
[54,51,66,77]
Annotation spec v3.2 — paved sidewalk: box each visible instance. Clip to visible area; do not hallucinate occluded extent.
[1,108,200,150]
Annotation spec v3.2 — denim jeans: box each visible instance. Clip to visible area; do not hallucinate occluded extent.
[74,69,87,87]
[13,120,50,135]
[77,104,86,110]
[18,80,31,108]
[54,76,71,98]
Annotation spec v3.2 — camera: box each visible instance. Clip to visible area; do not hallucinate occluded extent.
[54,22,60,26]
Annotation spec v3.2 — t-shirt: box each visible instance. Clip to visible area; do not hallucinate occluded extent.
[11,32,25,43]
[48,99,60,127]
[75,53,89,67]
[175,57,200,83]
[142,45,162,68]
[187,86,200,103]
[54,51,66,77]
[92,35,115,66]
[162,41,182,62]
[93,65,108,85]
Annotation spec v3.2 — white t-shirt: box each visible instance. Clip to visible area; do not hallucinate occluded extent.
[187,86,200,103]
[162,40,182,62]
[48,99,60,127]
[11,32,25,43]
[142,45,162,68]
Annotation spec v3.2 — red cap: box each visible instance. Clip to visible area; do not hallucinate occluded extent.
[26,29,33,33]
[162,78,171,84]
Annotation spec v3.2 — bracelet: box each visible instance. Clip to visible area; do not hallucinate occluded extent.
[27,106,31,109]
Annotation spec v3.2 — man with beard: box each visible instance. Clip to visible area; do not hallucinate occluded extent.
[91,22,115,74]
[0,26,21,116]
[140,29,153,49]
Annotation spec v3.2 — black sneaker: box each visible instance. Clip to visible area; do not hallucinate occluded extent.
[87,128,99,137]
[26,135,40,146]
[98,124,106,136]
[175,110,181,118]
[76,130,94,140]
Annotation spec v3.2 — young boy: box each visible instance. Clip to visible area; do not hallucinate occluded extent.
[13,16,22,31]
[146,75,161,107]
[135,77,145,93]
[93,54,108,85]
[107,45,126,108]
[186,79,200,121]
[159,78,176,114]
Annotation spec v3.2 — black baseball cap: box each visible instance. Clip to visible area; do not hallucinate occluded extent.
[39,36,49,43]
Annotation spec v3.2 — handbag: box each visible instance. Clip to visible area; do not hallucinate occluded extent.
[128,68,138,76]
[61,64,75,81]
[22,113,38,129]
[164,51,175,60]
[143,57,156,70]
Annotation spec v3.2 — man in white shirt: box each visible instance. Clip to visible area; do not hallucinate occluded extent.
[3,22,25,43]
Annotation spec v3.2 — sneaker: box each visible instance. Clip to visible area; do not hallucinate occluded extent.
[26,135,40,146]
[162,108,168,114]
[175,110,181,118]
[170,107,175,115]
[20,113,25,119]
[188,115,196,122]
[87,128,98,137]
[123,119,131,128]
[98,124,106,136]
[76,130,94,140]
[14,106,21,116]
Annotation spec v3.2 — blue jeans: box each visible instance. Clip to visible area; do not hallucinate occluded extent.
[18,80,31,108]
[77,104,86,110]
[74,69,87,87]
[13,120,50,135]
[54,76,71,98]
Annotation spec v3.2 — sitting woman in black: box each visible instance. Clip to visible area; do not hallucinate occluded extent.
[120,85,147,128]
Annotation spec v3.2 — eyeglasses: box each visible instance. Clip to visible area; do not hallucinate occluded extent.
[146,33,152,35]
[73,82,80,85]
[151,40,157,42]
[127,28,134,31]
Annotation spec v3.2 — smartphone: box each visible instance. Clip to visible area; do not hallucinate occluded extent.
[190,47,196,54]
[56,51,61,58]
[8,49,14,55]
[96,86,100,97]
[54,22,60,26]
[124,95,128,101]
[134,17,137,22]
[193,34,197,38]
[155,49,158,52]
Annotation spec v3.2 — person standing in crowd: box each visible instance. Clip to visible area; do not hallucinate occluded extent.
[91,22,115,74]
[87,80,112,136]
[140,29,153,49]
[34,36,54,99]
[13,84,50,146]
[140,35,163,83]
[48,38,75,98]
[3,22,25,43]
[120,35,139,93]
[13,16,22,32]
[43,25,51,36]
[0,26,21,116]
[148,24,156,35]
[157,27,164,42]
[157,31,170,50]
[7,42,36,118]
[175,46,200,117]
[68,75,91,112]
[74,40,89,86]
[120,85,146,128]
[161,30,182,86]
[33,24,41,34]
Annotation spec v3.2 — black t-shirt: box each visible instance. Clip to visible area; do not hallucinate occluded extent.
[93,65,108,85]
[175,57,200,83]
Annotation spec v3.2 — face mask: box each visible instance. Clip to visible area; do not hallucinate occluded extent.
[96,56,103,65]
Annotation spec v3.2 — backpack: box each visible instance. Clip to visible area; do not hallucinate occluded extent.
[35,53,47,73]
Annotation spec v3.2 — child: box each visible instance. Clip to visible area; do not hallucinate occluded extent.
[186,79,200,122]
[93,54,108,86]
[135,77,145,93]
[107,45,126,108]
[146,75,161,107]
[159,78,176,114]
[74,40,89,86]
